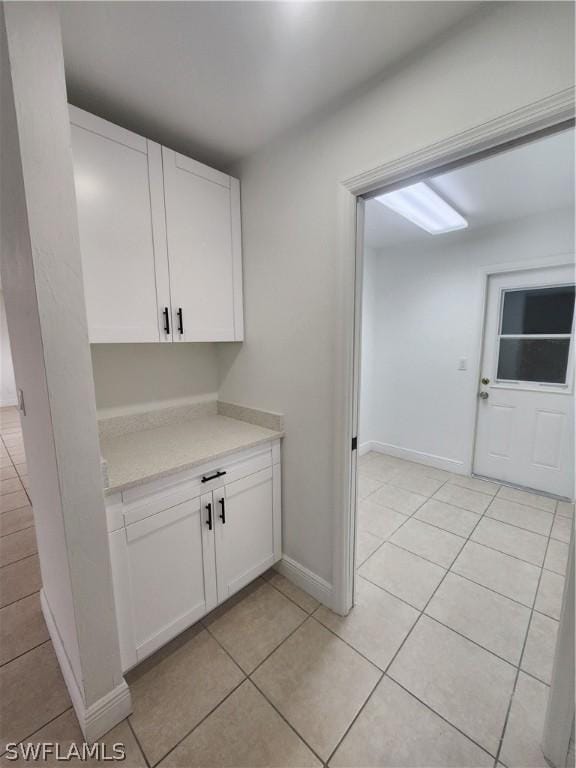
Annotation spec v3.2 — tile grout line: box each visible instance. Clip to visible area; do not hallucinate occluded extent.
[307,611,389,674]
[389,530,545,571]
[125,716,151,768]
[248,670,333,767]
[491,500,558,768]
[364,467,563,607]
[365,479,553,572]
[384,675,498,762]
[355,468,454,566]
[264,571,320,615]
[132,676,247,768]
[0,586,41,611]
[0,638,51,670]
[0,705,74,759]
[201,605,330,765]
[0,550,39,570]
[0,522,35,540]
[358,456,561,714]
[200,579,377,767]
[0,545,39,570]
[357,563,557,626]
[362,452,567,505]
[203,615,327,767]
[380,496,506,761]
[357,466,562,762]
[311,612,506,759]
[326,485,495,765]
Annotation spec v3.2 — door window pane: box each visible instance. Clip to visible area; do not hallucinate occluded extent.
[501,286,575,335]
[497,338,570,383]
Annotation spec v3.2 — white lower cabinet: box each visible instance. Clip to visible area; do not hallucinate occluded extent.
[214,467,275,603]
[107,441,281,671]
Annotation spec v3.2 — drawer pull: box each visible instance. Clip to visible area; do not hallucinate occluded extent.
[205,502,213,530]
[201,470,227,484]
[163,307,170,335]
[177,307,184,335]
[219,497,226,524]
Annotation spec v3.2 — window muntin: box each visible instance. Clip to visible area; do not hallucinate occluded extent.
[496,284,575,386]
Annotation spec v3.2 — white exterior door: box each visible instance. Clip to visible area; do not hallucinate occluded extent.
[69,106,171,343]
[474,264,575,498]
[214,468,275,603]
[162,147,243,342]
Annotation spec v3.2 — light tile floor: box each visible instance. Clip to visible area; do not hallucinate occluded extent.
[1,410,573,768]
[351,450,573,767]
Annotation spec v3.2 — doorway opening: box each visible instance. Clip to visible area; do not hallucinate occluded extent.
[351,125,574,766]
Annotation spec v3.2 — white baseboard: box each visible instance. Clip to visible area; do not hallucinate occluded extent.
[358,442,372,457]
[40,590,132,742]
[274,556,333,608]
[82,681,132,743]
[367,441,466,475]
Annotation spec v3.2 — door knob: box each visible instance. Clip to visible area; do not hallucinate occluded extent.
[481,377,490,385]
[478,391,489,400]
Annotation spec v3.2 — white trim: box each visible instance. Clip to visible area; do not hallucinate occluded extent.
[82,682,132,744]
[333,88,576,618]
[358,442,372,457]
[173,149,230,189]
[40,590,84,726]
[274,555,333,608]
[230,177,244,341]
[543,531,575,767]
[343,89,574,197]
[362,441,466,475]
[68,104,147,154]
[40,589,133,742]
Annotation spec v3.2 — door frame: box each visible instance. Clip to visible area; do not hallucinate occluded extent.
[470,257,576,490]
[332,87,575,618]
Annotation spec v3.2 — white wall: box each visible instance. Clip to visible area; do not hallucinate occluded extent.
[91,343,219,416]
[360,208,575,472]
[218,2,575,586]
[0,291,17,406]
[1,4,127,735]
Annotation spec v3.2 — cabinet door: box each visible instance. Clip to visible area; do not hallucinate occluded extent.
[214,467,275,603]
[69,106,171,343]
[124,496,216,663]
[162,147,243,342]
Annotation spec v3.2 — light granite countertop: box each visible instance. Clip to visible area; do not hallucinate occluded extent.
[100,415,283,494]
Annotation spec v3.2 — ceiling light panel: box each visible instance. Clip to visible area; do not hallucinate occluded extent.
[375,182,468,234]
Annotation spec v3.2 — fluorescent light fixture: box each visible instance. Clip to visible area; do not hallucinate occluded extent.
[375,182,468,234]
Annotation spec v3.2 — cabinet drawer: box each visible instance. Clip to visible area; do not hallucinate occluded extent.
[126,496,200,542]
[121,444,273,526]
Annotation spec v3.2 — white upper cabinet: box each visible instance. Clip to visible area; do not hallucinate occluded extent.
[163,149,244,342]
[69,106,171,343]
[69,106,243,343]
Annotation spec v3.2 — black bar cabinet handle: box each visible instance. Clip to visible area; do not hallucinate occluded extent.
[201,470,227,484]
[177,307,184,334]
[205,502,213,530]
[163,307,170,335]
[219,497,226,524]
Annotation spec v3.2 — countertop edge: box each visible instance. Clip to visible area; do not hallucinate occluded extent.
[104,430,284,497]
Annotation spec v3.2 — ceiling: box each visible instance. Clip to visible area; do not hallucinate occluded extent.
[364,128,576,249]
[59,1,483,170]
